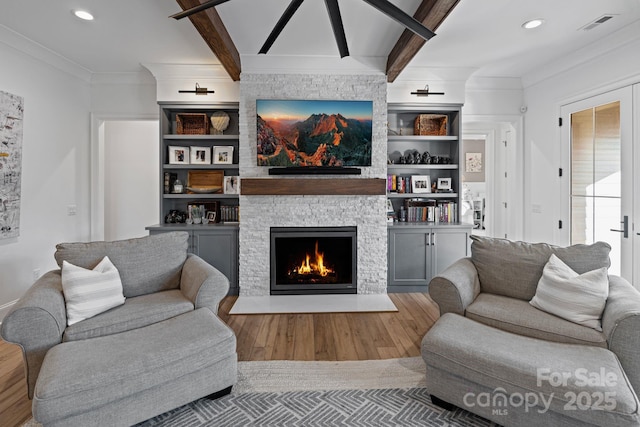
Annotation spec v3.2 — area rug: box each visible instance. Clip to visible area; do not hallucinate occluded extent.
[23,358,493,426]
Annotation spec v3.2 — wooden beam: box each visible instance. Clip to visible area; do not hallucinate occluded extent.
[386,0,460,83]
[176,0,241,81]
[241,178,387,196]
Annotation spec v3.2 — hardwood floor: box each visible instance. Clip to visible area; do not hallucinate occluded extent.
[0,293,439,427]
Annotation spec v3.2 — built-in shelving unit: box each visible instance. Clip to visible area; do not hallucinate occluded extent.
[157,102,240,223]
[146,102,241,295]
[386,103,462,224]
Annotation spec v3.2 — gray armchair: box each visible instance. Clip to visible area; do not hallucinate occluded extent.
[423,236,640,426]
[1,231,233,403]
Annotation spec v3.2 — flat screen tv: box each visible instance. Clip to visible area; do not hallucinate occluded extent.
[257,99,372,168]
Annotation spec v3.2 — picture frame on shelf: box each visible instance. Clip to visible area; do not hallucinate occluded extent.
[168,146,189,165]
[411,175,431,193]
[213,146,234,164]
[206,211,217,223]
[437,177,452,191]
[224,176,240,194]
[190,146,211,164]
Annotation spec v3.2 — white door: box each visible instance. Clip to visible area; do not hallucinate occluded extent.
[560,87,633,280]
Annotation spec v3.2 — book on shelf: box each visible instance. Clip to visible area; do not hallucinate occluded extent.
[403,198,436,223]
[399,198,458,223]
[164,172,178,194]
[436,201,458,223]
[220,205,240,223]
[387,174,413,194]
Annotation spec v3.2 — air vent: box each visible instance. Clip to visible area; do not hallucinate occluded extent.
[580,14,616,31]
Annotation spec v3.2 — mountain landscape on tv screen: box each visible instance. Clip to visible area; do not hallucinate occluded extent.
[257,112,372,167]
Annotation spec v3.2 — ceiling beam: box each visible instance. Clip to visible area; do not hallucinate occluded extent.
[324,0,350,58]
[259,0,305,55]
[176,0,241,81]
[386,0,460,83]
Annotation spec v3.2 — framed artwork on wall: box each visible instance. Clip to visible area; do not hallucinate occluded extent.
[466,152,482,173]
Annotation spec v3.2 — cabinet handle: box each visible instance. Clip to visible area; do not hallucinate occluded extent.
[425,232,435,246]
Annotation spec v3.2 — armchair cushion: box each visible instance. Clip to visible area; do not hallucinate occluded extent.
[530,254,609,331]
[466,293,607,347]
[470,235,611,300]
[61,256,125,326]
[63,290,193,342]
[54,232,188,298]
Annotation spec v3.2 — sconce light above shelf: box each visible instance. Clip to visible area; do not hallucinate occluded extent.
[411,85,444,96]
[178,83,214,95]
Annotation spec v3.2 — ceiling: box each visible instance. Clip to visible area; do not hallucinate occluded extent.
[1,0,640,82]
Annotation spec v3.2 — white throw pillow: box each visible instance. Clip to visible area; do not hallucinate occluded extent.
[530,254,609,331]
[61,256,126,326]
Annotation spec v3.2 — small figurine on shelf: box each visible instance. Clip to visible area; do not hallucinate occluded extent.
[172,179,184,194]
[421,151,431,164]
[165,210,186,224]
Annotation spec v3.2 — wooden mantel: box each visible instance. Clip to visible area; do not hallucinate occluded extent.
[241,178,387,196]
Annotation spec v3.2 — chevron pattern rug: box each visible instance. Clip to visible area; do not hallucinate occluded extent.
[136,386,492,426]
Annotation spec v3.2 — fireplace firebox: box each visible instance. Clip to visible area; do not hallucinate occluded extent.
[270,227,357,295]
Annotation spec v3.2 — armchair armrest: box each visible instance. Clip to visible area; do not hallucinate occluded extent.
[428,257,481,316]
[0,270,67,398]
[180,253,229,314]
[602,275,640,394]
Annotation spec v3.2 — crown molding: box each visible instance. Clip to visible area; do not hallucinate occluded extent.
[522,20,640,88]
[0,24,92,82]
[391,66,477,83]
[91,70,157,86]
[466,76,523,91]
[142,63,234,81]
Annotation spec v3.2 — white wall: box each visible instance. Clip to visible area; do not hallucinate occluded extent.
[522,24,640,243]
[0,37,92,319]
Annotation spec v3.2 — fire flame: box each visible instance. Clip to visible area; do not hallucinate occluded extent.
[297,241,334,277]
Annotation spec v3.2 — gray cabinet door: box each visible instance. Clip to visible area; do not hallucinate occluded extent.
[431,228,470,277]
[193,229,239,294]
[388,228,430,289]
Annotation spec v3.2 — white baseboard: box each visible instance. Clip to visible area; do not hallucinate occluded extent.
[0,299,18,324]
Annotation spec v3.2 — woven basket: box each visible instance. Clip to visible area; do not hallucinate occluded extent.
[176,113,210,135]
[414,114,447,136]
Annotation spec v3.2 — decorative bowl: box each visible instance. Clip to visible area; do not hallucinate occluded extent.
[186,186,222,194]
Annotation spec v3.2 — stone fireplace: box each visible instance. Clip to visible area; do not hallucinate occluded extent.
[238,73,388,296]
[270,226,357,295]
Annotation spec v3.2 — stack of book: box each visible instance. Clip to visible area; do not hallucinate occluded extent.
[437,201,458,223]
[220,205,240,223]
[401,199,458,223]
[387,175,412,193]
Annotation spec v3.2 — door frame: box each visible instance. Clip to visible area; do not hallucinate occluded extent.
[634,83,640,287]
[559,86,634,281]
[463,115,523,241]
[90,113,158,241]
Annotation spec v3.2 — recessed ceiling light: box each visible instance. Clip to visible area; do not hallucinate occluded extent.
[522,18,545,29]
[73,10,94,21]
